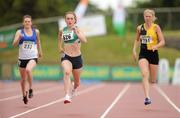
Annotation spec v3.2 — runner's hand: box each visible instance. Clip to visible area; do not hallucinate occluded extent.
[151,45,158,52]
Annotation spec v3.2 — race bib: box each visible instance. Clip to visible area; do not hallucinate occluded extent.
[63,31,73,42]
[141,35,152,44]
[22,41,34,50]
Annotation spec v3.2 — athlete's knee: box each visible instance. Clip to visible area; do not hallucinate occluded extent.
[141,71,149,79]
[20,79,26,84]
[26,68,32,74]
[64,71,71,77]
[142,75,148,79]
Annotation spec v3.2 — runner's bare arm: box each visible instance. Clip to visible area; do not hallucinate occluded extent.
[151,25,165,51]
[132,26,141,62]
[12,30,21,47]
[73,27,87,43]
[58,30,64,53]
[36,29,43,58]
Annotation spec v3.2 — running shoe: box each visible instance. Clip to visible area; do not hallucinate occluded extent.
[71,88,76,97]
[144,98,151,105]
[64,94,71,104]
[71,82,76,97]
[29,89,33,98]
[23,91,28,104]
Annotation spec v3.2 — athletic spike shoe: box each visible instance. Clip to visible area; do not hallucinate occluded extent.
[64,94,71,104]
[144,98,151,105]
[71,88,76,98]
[23,91,28,104]
[71,82,76,98]
[29,89,33,98]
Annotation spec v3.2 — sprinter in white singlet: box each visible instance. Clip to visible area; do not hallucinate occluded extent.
[12,15,42,104]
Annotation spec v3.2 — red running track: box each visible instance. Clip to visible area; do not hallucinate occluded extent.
[0,81,179,118]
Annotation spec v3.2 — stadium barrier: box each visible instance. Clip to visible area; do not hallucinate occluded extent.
[12,65,142,81]
[0,29,16,51]
[0,63,175,83]
[158,58,170,84]
[172,58,180,85]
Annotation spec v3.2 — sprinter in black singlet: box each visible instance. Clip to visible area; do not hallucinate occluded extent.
[132,9,165,105]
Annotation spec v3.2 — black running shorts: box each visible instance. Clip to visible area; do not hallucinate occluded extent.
[139,49,159,65]
[18,58,38,68]
[61,54,83,69]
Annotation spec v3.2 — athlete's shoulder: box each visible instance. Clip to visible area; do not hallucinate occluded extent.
[16,26,24,32]
[153,23,160,28]
[63,26,68,31]
[137,24,143,31]
[15,29,22,35]
[34,28,40,34]
[59,29,63,32]
[153,23,161,31]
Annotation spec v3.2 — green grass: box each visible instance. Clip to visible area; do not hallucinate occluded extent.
[82,34,134,66]
[163,30,180,38]
[0,32,180,66]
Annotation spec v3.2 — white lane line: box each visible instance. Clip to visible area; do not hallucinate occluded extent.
[155,85,180,113]
[9,83,104,118]
[100,83,130,118]
[0,86,61,102]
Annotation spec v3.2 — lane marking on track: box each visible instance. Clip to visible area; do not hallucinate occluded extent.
[155,85,180,113]
[0,86,62,102]
[100,83,130,118]
[9,83,104,118]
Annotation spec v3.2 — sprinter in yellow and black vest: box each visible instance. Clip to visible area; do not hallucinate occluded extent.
[132,9,165,106]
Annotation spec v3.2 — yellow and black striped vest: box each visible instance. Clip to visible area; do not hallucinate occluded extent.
[140,23,158,50]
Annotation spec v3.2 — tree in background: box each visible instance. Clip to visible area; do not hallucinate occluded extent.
[136,0,180,8]
[134,0,180,30]
[0,0,79,27]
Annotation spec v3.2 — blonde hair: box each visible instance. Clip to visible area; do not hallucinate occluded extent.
[64,11,77,23]
[144,9,157,22]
